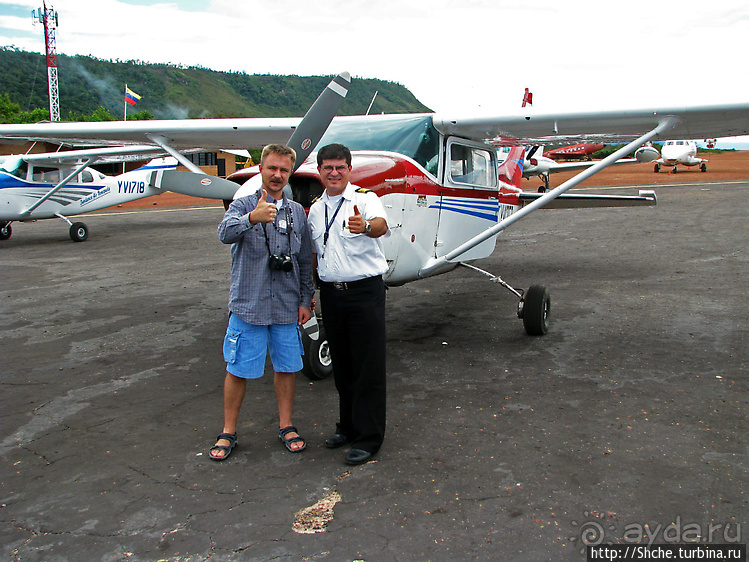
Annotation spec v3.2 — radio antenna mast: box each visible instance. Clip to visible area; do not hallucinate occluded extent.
[32,2,60,122]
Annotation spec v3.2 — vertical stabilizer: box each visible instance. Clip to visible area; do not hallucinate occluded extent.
[497,146,525,187]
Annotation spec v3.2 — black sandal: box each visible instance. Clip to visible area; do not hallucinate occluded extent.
[209,432,237,461]
[279,426,306,453]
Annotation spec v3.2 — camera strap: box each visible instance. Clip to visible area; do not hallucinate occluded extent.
[261,196,292,257]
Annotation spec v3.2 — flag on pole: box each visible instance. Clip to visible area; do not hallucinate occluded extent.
[522,88,533,108]
[125,87,141,106]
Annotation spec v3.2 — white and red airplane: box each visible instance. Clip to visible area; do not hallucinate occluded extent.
[1,80,748,374]
[636,139,708,173]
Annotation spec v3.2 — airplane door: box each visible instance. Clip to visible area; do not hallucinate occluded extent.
[380,190,406,275]
[434,140,499,260]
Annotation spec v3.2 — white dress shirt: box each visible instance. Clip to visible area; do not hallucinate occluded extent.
[308,183,389,282]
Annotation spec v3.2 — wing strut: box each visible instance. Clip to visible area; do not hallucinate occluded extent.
[419,117,680,278]
[146,134,203,174]
[21,157,95,216]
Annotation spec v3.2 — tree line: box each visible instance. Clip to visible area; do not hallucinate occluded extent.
[0,47,430,123]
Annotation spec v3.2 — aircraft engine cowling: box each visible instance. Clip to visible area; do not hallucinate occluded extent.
[635,145,660,163]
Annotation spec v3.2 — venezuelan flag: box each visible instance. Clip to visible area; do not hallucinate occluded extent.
[125,87,141,106]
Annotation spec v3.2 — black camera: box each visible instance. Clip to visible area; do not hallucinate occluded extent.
[269,253,293,272]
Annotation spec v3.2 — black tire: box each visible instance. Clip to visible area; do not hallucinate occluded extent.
[522,285,550,336]
[301,322,333,380]
[70,222,89,242]
[653,163,660,173]
[0,222,11,241]
[700,163,707,172]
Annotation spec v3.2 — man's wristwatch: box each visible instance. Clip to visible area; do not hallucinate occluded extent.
[364,220,372,234]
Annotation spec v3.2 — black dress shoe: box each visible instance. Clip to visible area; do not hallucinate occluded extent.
[345,448,373,465]
[325,433,350,449]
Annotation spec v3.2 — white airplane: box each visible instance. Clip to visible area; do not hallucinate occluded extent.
[636,139,708,173]
[496,145,641,192]
[0,151,238,241]
[0,72,352,242]
[2,88,748,375]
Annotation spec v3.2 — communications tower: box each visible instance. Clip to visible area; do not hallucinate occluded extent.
[32,2,60,122]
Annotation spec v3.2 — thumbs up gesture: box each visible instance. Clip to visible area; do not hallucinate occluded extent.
[250,189,277,224]
[347,204,367,234]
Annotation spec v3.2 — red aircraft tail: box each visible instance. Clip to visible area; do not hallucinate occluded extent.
[497,146,525,188]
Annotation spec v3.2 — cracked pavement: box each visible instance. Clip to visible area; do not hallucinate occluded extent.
[1,182,746,560]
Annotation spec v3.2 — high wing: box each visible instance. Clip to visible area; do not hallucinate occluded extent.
[2,102,746,158]
[0,117,300,151]
[0,144,167,166]
[433,102,749,145]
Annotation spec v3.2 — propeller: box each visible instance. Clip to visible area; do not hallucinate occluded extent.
[231,71,351,200]
[153,72,351,202]
[286,71,350,172]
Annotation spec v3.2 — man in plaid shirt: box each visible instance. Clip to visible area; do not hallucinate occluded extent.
[209,144,314,460]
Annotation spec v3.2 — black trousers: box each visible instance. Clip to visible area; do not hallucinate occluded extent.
[319,276,386,454]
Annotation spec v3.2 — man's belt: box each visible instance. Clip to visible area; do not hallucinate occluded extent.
[319,275,382,291]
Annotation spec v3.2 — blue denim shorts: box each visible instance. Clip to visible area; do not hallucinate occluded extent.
[223,314,304,379]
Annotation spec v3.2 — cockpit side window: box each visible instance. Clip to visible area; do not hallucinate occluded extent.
[448,143,496,188]
[32,166,60,183]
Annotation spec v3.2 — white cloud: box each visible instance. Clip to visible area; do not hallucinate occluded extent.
[1,0,748,114]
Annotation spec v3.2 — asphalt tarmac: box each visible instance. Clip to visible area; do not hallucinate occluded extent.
[1,181,747,561]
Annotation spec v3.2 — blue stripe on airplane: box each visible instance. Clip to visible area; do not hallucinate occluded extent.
[429,198,499,221]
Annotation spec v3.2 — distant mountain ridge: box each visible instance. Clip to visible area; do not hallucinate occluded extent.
[0,47,431,120]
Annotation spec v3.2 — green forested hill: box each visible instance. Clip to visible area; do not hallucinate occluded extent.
[0,47,431,121]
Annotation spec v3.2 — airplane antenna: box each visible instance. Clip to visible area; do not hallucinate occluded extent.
[32,2,60,122]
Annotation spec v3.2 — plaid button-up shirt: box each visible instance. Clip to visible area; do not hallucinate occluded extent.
[218,192,314,326]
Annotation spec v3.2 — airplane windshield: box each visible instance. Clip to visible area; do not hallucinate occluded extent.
[320,115,440,172]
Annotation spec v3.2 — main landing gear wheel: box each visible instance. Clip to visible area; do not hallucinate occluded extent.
[653,163,661,173]
[0,222,11,241]
[700,163,707,172]
[519,285,550,336]
[70,222,89,242]
[301,322,333,380]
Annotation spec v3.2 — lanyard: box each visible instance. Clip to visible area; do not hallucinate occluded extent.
[323,198,345,246]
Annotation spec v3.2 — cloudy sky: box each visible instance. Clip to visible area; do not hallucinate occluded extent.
[0,0,748,117]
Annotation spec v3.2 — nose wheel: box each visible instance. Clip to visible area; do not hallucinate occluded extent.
[0,221,11,241]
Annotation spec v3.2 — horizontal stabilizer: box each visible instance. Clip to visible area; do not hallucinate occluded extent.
[519,190,656,208]
[149,170,239,200]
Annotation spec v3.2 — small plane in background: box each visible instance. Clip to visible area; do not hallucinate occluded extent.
[636,139,708,173]
[0,72,351,242]
[544,142,606,160]
[496,145,641,192]
[0,149,239,242]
